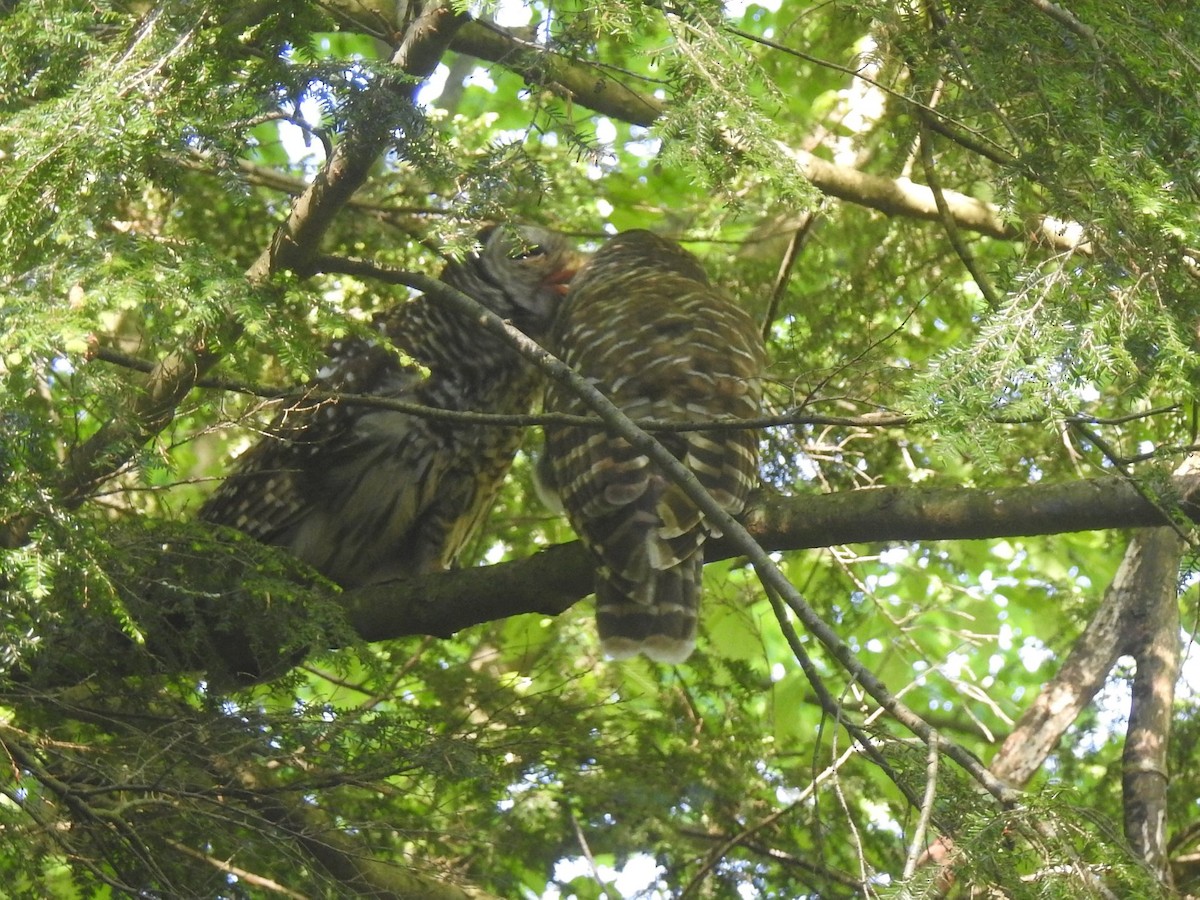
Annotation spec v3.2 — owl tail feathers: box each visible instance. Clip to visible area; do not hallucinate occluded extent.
[594,556,701,663]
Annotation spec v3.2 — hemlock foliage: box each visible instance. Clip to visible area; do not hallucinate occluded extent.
[1,1,1199,897]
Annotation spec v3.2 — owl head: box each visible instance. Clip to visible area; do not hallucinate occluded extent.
[573,229,711,288]
[442,224,584,337]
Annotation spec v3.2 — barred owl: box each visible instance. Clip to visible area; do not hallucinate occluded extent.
[543,230,765,662]
[201,225,582,587]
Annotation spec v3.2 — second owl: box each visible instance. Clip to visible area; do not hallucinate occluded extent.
[543,230,765,662]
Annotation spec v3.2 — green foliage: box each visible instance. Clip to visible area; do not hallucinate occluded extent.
[1,0,1198,897]
[0,1,328,271]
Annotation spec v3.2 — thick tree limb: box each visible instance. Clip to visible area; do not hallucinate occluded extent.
[972,461,1192,865]
[21,470,1200,690]
[988,528,1182,789]
[1121,528,1182,885]
[448,20,666,127]
[919,460,1195,889]
[53,4,465,511]
[435,16,1087,254]
[920,525,1186,891]
[766,142,1086,252]
[343,472,1200,643]
[249,1,464,281]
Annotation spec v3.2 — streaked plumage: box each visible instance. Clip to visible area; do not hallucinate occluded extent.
[543,230,765,662]
[201,225,582,586]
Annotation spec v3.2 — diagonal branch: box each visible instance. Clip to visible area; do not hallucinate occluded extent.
[917,112,1003,309]
[53,3,466,512]
[988,529,1177,788]
[448,20,666,127]
[1121,525,1182,884]
[434,15,1088,254]
[986,455,1195,797]
[916,458,1197,890]
[318,271,1074,806]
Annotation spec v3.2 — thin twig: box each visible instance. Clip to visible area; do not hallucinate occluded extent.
[1020,0,1099,48]
[681,674,931,899]
[164,839,310,899]
[301,257,1168,810]
[761,584,930,811]
[722,24,1002,154]
[760,213,818,341]
[91,343,919,430]
[1072,421,1193,543]
[917,114,1002,310]
[903,736,940,880]
[567,807,607,888]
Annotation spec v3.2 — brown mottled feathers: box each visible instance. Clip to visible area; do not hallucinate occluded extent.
[543,230,764,662]
[201,225,583,587]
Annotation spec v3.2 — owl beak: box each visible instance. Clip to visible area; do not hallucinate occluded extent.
[548,253,588,295]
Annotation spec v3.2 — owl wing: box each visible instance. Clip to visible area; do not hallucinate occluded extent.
[545,244,764,662]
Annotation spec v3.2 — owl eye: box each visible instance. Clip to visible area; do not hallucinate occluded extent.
[508,244,547,261]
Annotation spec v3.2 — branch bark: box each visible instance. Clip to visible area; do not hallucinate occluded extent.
[922,458,1193,890]
[1122,533,1183,885]
[49,3,465,513]
[344,470,1200,642]
[769,142,1084,252]
[978,460,1193,866]
[988,528,1181,788]
[448,21,665,127]
[941,527,1185,891]
[435,17,1087,254]
[20,470,1200,689]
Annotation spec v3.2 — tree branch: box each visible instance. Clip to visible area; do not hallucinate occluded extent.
[434,16,1087,254]
[1121,529,1183,884]
[918,112,1003,309]
[448,20,666,127]
[770,141,1085,252]
[51,3,465,512]
[19,471,1200,689]
[89,342,921,430]
[342,471,1200,642]
[987,529,1170,788]
[228,760,503,900]
[918,518,1187,890]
